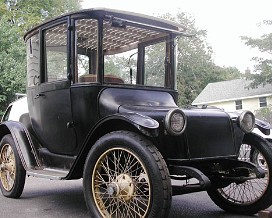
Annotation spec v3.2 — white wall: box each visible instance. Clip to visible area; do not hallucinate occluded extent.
[207,96,272,113]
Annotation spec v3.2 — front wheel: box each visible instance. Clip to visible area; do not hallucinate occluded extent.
[83,131,172,218]
[0,134,26,198]
[207,134,272,215]
[251,148,268,171]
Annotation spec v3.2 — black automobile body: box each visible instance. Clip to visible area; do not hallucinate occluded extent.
[1,8,272,217]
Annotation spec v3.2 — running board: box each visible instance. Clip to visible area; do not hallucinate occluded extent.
[170,166,211,195]
[27,168,69,180]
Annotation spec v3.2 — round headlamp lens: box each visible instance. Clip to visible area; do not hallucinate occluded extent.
[165,109,186,136]
[239,111,255,133]
[171,112,184,132]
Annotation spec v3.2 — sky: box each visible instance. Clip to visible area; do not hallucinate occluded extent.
[82,0,272,73]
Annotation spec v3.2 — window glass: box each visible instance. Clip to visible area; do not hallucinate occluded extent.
[102,18,168,86]
[26,34,40,87]
[235,100,242,110]
[144,41,166,87]
[45,23,68,82]
[259,97,267,108]
[104,50,137,84]
[75,19,98,83]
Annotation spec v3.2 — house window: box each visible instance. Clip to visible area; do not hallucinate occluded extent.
[259,97,267,108]
[235,100,242,110]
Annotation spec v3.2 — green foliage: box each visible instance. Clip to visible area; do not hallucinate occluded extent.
[0,16,26,115]
[103,11,241,105]
[241,20,272,88]
[145,42,166,87]
[104,56,128,77]
[1,0,82,31]
[0,0,82,116]
[254,104,272,124]
[161,12,241,105]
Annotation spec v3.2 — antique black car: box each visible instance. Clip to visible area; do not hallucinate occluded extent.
[1,8,272,218]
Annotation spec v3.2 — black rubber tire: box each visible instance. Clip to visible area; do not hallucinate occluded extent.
[207,133,272,215]
[0,134,26,198]
[83,130,172,218]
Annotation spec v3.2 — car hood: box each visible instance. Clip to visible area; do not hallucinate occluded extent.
[99,87,178,118]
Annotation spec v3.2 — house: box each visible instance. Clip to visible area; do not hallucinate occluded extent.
[192,79,272,113]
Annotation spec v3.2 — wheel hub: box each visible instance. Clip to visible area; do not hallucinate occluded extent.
[257,153,267,171]
[107,182,119,196]
[0,144,16,191]
[108,173,135,201]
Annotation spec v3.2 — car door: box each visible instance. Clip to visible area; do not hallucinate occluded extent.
[31,20,77,155]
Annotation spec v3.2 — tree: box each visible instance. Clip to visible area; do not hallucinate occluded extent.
[0,16,26,116]
[241,20,272,88]
[254,104,272,124]
[102,11,241,105]
[0,0,82,116]
[0,0,82,31]
[161,12,241,105]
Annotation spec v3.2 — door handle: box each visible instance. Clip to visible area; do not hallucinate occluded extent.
[34,93,45,99]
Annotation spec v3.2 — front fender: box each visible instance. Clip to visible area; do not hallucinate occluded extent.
[255,118,271,135]
[0,121,40,170]
[100,112,160,137]
[66,112,159,179]
[242,132,271,152]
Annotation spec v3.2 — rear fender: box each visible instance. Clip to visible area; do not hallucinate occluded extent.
[0,121,40,170]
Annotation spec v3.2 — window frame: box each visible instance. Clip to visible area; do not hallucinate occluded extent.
[259,97,267,108]
[26,32,40,87]
[73,18,99,84]
[235,100,243,110]
[41,18,70,84]
[1,105,12,122]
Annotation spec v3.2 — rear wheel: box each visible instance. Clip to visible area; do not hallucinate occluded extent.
[83,131,172,218]
[207,134,272,215]
[0,134,26,198]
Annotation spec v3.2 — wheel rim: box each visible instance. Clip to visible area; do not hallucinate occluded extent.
[0,144,16,191]
[256,152,268,171]
[92,147,151,217]
[218,144,269,205]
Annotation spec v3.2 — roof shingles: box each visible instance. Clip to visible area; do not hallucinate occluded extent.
[192,79,272,105]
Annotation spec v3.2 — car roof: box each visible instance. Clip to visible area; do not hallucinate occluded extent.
[24,8,188,41]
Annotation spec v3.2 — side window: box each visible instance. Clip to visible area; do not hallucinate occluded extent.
[75,19,98,83]
[144,41,166,87]
[44,23,68,82]
[26,33,40,87]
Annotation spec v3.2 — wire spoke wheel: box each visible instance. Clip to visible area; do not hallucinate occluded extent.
[207,134,272,215]
[92,147,150,218]
[217,144,269,205]
[0,143,16,192]
[252,149,268,171]
[83,131,172,218]
[0,134,25,198]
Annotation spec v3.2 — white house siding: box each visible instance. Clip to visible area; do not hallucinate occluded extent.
[205,95,272,113]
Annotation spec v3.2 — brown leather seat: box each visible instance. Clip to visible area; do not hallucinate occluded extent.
[79,74,124,84]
